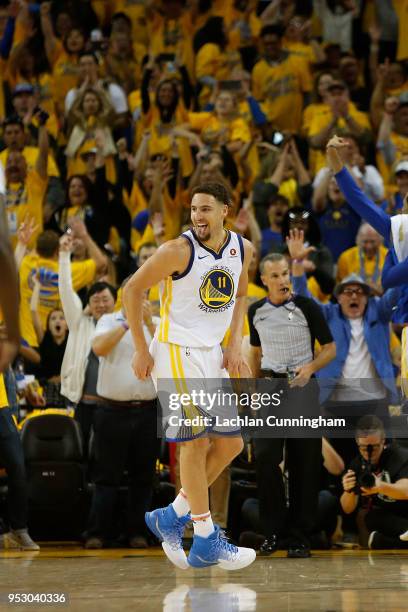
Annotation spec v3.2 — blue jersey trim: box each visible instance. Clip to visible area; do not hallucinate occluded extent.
[237,233,244,265]
[191,229,231,260]
[172,234,195,280]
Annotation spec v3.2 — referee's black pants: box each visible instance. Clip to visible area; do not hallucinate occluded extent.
[253,382,321,545]
[254,437,321,544]
[87,400,160,541]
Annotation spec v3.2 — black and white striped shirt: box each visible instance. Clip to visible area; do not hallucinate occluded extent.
[248,295,333,373]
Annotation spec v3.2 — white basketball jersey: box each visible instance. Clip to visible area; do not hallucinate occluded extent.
[157,229,244,347]
[391,215,408,262]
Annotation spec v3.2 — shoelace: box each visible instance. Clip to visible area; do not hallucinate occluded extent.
[210,529,238,561]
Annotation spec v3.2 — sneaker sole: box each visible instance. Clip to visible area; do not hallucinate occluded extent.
[162,542,189,570]
[145,512,189,570]
[188,549,256,570]
[218,549,257,570]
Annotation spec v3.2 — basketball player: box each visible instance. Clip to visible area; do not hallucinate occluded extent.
[0,196,19,373]
[123,183,256,570]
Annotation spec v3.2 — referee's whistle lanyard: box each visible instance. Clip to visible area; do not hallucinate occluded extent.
[266,294,296,320]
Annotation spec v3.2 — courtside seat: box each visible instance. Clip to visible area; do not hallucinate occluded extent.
[21,415,90,540]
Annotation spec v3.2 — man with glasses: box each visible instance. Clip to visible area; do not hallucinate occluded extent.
[288,229,400,465]
[341,415,408,549]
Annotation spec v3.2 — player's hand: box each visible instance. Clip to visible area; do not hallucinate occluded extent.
[132,349,154,380]
[342,469,356,492]
[222,347,252,377]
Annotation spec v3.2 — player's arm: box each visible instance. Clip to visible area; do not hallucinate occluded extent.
[326,135,391,240]
[222,239,253,376]
[122,238,190,379]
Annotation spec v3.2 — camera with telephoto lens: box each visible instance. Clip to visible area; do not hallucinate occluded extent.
[353,444,376,493]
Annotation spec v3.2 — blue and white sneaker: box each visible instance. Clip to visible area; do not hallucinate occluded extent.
[145,504,190,569]
[187,525,256,570]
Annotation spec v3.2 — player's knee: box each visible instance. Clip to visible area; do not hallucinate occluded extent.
[229,436,244,459]
[180,437,210,456]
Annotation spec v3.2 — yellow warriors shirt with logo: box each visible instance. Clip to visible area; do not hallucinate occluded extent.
[158,229,244,348]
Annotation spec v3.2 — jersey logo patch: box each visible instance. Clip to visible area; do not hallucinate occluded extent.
[199,269,234,310]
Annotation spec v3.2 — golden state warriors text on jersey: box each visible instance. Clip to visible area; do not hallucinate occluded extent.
[157,229,244,347]
[199,265,235,313]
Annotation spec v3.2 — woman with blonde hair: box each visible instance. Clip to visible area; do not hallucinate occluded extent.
[65,85,116,180]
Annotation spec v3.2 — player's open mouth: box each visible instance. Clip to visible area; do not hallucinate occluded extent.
[280,287,290,294]
[196,224,207,231]
[349,301,359,309]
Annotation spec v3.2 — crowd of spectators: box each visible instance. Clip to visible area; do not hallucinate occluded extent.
[1,0,408,552]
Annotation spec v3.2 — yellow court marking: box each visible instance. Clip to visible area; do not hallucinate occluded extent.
[1,546,408,560]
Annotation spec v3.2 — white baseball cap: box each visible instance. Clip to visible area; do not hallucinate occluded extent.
[395,161,408,174]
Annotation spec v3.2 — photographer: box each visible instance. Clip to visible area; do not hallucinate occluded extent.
[340,415,408,549]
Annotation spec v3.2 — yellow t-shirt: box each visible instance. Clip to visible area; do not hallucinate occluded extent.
[113,0,149,47]
[51,45,81,113]
[195,43,242,107]
[221,315,250,348]
[188,111,258,184]
[251,54,312,132]
[226,9,261,51]
[0,147,59,178]
[248,282,267,299]
[377,131,408,184]
[148,11,194,78]
[19,255,96,347]
[188,112,251,144]
[282,40,317,67]
[130,186,183,252]
[336,246,388,284]
[5,169,47,249]
[308,103,370,174]
[301,102,327,138]
[307,276,330,303]
[128,89,141,116]
[394,0,408,61]
[91,0,111,28]
[276,178,299,207]
[196,43,238,81]
[138,105,193,178]
[0,374,8,409]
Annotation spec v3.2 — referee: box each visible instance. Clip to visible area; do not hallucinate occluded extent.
[248,253,336,558]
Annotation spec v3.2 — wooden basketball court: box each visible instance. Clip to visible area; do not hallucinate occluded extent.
[0,546,407,611]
